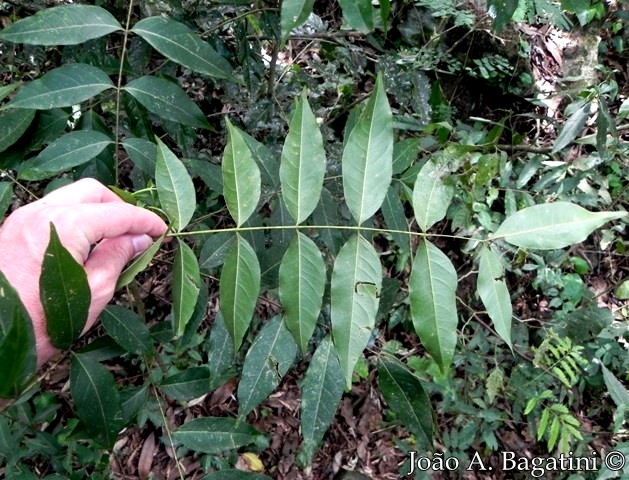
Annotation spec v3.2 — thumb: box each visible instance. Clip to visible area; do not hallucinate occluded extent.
[83,234,153,326]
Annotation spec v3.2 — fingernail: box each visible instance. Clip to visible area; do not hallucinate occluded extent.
[132,234,152,255]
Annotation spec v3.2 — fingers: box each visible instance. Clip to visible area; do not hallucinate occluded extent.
[83,234,154,330]
[38,178,123,205]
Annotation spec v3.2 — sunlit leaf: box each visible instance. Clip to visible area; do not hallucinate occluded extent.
[281,0,315,40]
[412,157,455,232]
[100,306,153,356]
[409,239,457,373]
[0,5,122,45]
[6,64,114,110]
[123,76,211,129]
[238,316,297,418]
[19,131,113,181]
[70,354,125,449]
[378,356,433,448]
[41,224,91,350]
[132,16,233,80]
[220,235,261,352]
[155,137,196,232]
[173,417,260,454]
[279,233,326,353]
[172,241,201,338]
[280,91,326,224]
[223,119,261,227]
[342,73,393,225]
[300,336,345,464]
[492,202,627,249]
[331,234,382,387]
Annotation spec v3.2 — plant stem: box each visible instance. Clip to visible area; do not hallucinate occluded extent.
[114,0,135,186]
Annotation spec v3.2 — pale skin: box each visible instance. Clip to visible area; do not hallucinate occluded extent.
[0,178,168,367]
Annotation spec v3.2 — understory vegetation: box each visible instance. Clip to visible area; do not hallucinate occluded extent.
[1,0,629,479]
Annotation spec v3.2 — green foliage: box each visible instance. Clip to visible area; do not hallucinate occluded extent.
[0,1,626,477]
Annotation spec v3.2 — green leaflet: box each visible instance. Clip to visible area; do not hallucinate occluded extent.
[172,241,201,338]
[0,182,13,219]
[280,91,326,224]
[409,239,458,373]
[382,184,411,255]
[123,76,211,130]
[279,233,326,354]
[122,137,157,177]
[155,138,196,232]
[552,101,591,153]
[378,356,434,449]
[116,234,165,290]
[0,272,36,398]
[280,0,315,41]
[337,0,374,31]
[477,247,513,349]
[41,224,91,350]
[602,365,629,408]
[160,366,211,401]
[0,109,35,153]
[172,417,260,454]
[219,235,261,353]
[70,354,125,449]
[342,73,393,225]
[331,234,382,388]
[491,202,627,250]
[132,16,234,81]
[222,119,261,227]
[300,336,345,464]
[0,5,122,45]
[237,316,297,419]
[100,306,153,356]
[19,131,113,181]
[412,157,455,232]
[207,312,237,390]
[6,64,114,110]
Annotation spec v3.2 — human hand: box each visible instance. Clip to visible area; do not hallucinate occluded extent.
[0,178,168,366]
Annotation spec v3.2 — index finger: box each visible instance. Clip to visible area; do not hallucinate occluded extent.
[38,178,123,206]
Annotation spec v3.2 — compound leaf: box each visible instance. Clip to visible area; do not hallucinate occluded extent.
[41,223,91,350]
[342,73,392,225]
[6,64,114,110]
[409,239,457,373]
[0,5,122,45]
[279,232,326,354]
[492,202,627,250]
[223,119,261,227]
[280,91,326,224]
[220,235,260,353]
[331,234,382,388]
[238,316,297,418]
[132,16,233,80]
[155,137,196,232]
